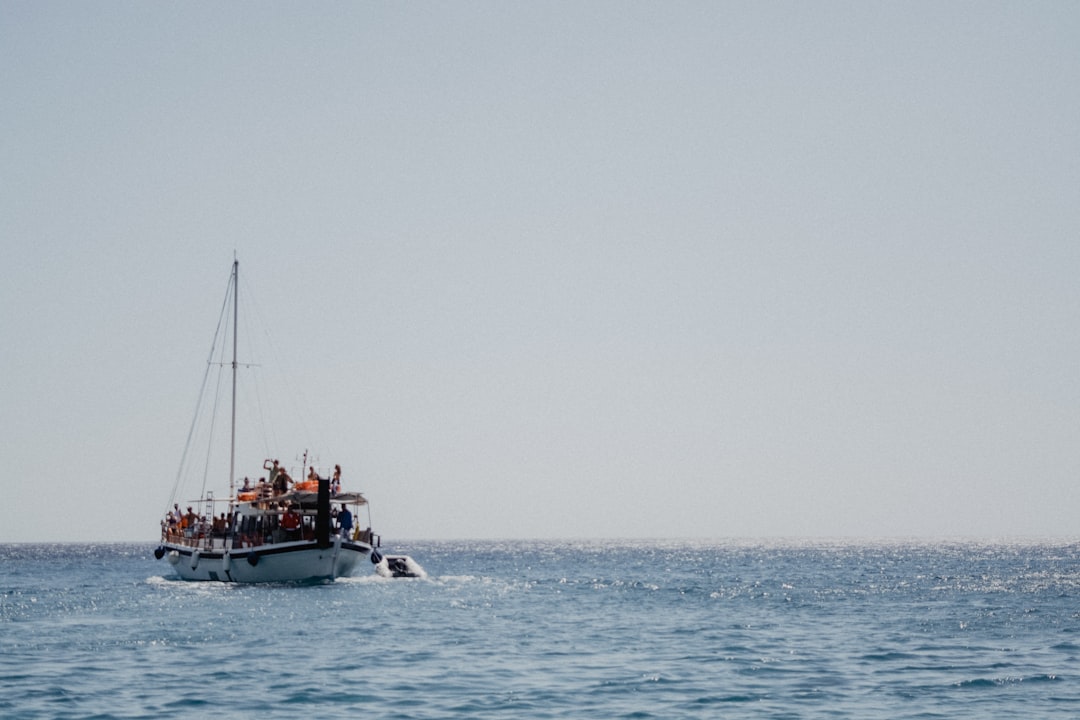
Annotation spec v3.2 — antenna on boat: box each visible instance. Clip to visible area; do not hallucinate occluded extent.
[229,258,239,496]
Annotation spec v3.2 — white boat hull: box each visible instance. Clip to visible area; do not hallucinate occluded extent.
[162,536,374,583]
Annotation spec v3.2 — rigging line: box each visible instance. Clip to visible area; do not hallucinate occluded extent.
[240,268,326,460]
[249,360,276,460]
[234,362,271,464]
[199,277,235,503]
[166,265,236,509]
[238,269,276,457]
[167,353,214,509]
[237,276,276,460]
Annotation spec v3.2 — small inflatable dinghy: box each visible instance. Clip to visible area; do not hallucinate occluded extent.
[375,554,426,578]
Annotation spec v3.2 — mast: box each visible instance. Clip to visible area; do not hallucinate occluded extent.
[229,258,238,494]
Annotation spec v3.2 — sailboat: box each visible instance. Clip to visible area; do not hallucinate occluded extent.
[153,259,382,582]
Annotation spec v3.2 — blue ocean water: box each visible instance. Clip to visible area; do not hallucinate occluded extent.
[2,539,1079,719]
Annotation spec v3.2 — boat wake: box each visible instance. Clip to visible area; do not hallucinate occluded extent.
[374,554,427,579]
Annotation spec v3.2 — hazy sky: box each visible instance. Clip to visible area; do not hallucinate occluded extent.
[3,2,1079,543]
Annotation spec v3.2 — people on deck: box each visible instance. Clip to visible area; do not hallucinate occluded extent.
[268,459,292,495]
[337,503,353,538]
[331,465,341,495]
[281,504,301,540]
[183,507,198,536]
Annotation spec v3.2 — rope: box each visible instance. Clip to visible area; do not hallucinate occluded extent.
[166,266,234,511]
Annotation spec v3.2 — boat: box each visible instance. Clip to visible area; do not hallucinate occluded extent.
[153,259,384,582]
[376,554,426,579]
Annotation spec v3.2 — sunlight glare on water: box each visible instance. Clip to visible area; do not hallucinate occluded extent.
[2,539,1080,718]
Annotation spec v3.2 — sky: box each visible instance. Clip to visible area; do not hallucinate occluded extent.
[2,2,1079,543]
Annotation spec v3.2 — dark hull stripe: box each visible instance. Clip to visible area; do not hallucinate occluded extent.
[163,541,371,561]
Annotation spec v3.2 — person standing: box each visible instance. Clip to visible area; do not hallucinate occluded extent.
[183,506,198,537]
[331,464,342,495]
[337,503,353,539]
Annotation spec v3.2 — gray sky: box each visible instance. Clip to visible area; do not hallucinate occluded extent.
[3,2,1079,542]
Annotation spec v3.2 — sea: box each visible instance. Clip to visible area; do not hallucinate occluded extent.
[3,539,1080,719]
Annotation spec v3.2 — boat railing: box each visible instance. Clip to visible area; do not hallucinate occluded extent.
[162,525,379,550]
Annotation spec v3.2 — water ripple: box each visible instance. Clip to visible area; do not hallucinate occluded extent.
[3,540,1080,718]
